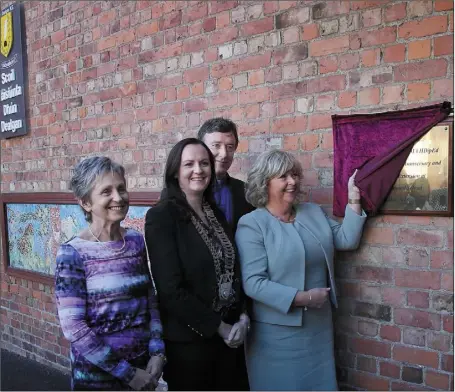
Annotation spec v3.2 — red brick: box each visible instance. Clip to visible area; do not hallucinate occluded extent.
[209,1,238,14]
[249,70,264,86]
[361,48,380,67]
[240,17,274,37]
[239,52,272,72]
[183,67,209,83]
[203,17,216,32]
[407,82,431,101]
[426,371,450,390]
[300,23,319,41]
[407,291,429,309]
[210,26,238,45]
[272,116,307,134]
[380,361,401,378]
[283,135,299,151]
[384,3,407,22]
[383,44,406,63]
[383,85,404,105]
[271,82,307,100]
[307,75,345,93]
[273,44,308,65]
[352,337,391,358]
[318,56,337,74]
[264,1,279,15]
[397,228,444,247]
[408,1,433,18]
[278,99,295,115]
[349,371,389,391]
[441,272,454,291]
[239,87,270,105]
[435,0,454,11]
[434,35,454,56]
[427,332,451,352]
[356,266,393,283]
[310,188,332,204]
[301,134,320,151]
[441,354,454,372]
[408,39,431,60]
[357,355,377,372]
[359,26,397,47]
[399,16,448,39]
[358,320,378,337]
[183,3,208,23]
[433,78,454,99]
[363,227,395,245]
[183,36,209,54]
[393,346,439,368]
[308,114,332,130]
[208,92,237,109]
[338,91,357,108]
[309,35,350,57]
[395,308,440,330]
[382,287,406,307]
[358,87,380,106]
[442,314,453,333]
[276,7,309,29]
[396,269,440,290]
[380,325,401,342]
[430,250,453,270]
[338,53,360,70]
[391,381,429,391]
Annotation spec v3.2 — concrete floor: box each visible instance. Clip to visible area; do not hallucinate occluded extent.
[1,349,70,391]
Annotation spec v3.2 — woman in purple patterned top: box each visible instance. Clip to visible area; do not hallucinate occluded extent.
[55,156,165,391]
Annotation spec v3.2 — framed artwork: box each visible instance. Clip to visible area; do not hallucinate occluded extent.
[381,118,453,216]
[0,192,159,285]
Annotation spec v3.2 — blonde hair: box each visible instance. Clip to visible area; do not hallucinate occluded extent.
[245,149,302,208]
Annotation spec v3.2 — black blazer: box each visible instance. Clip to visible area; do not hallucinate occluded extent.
[144,199,245,342]
[226,174,255,234]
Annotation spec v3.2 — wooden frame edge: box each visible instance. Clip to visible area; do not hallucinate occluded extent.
[0,191,161,285]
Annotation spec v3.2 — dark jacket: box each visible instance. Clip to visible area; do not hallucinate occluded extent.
[224,174,255,234]
[144,199,245,342]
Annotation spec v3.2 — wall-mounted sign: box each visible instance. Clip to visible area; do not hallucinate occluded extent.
[0,2,27,139]
[381,119,453,216]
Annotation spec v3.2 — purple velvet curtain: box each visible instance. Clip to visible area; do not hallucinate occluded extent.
[332,102,452,217]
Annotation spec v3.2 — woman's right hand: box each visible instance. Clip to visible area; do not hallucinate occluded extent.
[217,320,233,340]
[306,287,330,308]
[128,368,156,391]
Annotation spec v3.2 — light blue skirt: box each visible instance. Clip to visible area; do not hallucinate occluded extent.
[245,301,337,391]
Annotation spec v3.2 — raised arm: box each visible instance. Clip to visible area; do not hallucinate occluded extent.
[235,216,298,314]
[144,207,221,338]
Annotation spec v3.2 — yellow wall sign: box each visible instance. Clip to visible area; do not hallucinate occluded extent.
[1,11,13,58]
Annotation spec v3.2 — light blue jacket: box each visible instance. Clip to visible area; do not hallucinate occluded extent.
[235,203,366,327]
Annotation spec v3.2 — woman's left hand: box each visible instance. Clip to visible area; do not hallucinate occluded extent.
[348,169,360,200]
[224,319,248,348]
[146,356,165,389]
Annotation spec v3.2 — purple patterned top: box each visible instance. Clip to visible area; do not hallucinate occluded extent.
[55,228,164,390]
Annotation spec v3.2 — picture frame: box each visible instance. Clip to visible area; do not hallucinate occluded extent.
[0,192,160,285]
[380,118,453,216]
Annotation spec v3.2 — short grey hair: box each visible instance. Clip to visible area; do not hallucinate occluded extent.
[245,149,302,208]
[70,156,126,222]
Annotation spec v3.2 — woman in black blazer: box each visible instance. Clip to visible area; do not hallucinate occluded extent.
[144,138,250,391]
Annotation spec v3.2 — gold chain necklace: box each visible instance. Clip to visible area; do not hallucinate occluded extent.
[88,226,126,253]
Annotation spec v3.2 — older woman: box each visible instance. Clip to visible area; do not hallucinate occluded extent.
[235,150,366,391]
[144,138,249,391]
[55,156,165,391]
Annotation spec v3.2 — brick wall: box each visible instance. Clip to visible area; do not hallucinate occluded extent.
[0,0,453,389]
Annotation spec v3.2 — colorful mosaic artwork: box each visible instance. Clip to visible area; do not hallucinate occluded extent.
[6,204,151,275]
